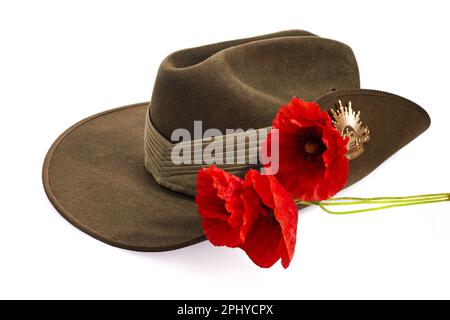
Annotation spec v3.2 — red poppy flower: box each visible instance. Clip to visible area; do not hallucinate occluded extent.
[196,167,298,268]
[241,170,298,269]
[195,166,250,247]
[265,97,349,201]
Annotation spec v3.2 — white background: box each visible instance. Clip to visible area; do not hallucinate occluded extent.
[1,0,449,300]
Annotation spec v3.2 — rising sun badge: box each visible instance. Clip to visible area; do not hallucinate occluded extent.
[331,100,370,160]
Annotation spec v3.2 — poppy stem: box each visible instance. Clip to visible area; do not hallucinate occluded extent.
[296,193,450,215]
[320,194,448,206]
[328,193,450,202]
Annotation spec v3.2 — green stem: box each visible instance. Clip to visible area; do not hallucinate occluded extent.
[318,195,448,206]
[318,198,449,215]
[296,193,450,215]
[329,193,450,201]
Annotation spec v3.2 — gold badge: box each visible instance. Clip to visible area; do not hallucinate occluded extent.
[331,100,370,160]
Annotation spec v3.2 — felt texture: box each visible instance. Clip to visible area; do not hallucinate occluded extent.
[150,30,360,140]
[44,103,206,251]
[43,31,429,252]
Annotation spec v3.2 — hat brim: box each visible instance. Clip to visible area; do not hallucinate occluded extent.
[43,102,206,251]
[43,90,430,252]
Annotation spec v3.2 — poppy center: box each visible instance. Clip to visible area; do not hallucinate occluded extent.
[304,142,318,154]
[297,127,327,163]
[261,203,277,220]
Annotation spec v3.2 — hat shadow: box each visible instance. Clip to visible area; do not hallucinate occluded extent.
[129,240,255,275]
[126,207,313,276]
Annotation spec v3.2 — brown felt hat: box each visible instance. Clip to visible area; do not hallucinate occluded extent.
[43,30,430,251]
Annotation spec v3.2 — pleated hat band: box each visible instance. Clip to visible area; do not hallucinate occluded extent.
[144,107,271,196]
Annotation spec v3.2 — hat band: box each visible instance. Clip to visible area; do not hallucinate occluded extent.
[144,107,270,197]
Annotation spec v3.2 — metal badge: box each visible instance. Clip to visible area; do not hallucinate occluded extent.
[331,100,370,160]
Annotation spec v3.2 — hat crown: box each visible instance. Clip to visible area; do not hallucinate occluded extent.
[149,30,360,140]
